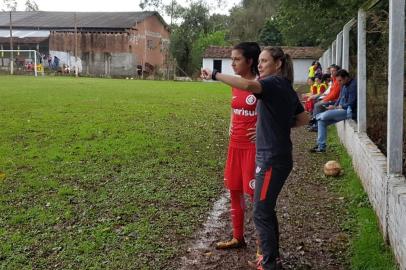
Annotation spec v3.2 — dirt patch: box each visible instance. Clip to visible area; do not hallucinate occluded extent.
[170,127,349,270]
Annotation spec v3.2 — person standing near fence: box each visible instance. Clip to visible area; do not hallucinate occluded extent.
[215,42,261,250]
[202,47,309,270]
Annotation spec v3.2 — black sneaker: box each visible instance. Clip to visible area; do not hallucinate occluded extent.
[309,147,326,153]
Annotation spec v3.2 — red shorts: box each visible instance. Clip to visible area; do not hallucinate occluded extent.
[224,144,256,196]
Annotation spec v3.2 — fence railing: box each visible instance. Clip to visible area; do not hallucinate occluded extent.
[319,0,405,175]
[319,0,405,268]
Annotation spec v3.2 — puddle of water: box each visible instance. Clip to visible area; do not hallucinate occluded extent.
[179,192,229,267]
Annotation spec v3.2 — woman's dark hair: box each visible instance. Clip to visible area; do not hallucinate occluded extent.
[263,46,294,84]
[336,69,350,78]
[232,42,261,76]
[321,73,331,82]
[329,64,341,71]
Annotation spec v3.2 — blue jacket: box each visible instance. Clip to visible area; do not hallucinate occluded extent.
[335,78,357,113]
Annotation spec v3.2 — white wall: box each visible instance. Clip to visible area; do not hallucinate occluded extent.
[49,50,82,73]
[202,58,234,76]
[336,120,406,270]
[293,59,314,83]
[203,58,314,83]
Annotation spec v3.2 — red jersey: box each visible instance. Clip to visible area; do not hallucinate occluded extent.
[323,77,341,102]
[230,88,257,148]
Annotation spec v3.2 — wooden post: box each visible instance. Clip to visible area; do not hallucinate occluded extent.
[357,9,367,133]
[387,0,405,175]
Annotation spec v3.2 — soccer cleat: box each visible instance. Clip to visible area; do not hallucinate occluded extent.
[248,255,283,270]
[215,237,246,250]
[248,254,263,269]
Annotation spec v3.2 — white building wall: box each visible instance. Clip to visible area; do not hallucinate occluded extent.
[202,58,234,76]
[49,50,83,73]
[293,59,313,83]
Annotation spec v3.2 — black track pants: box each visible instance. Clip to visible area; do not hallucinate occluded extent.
[253,152,293,270]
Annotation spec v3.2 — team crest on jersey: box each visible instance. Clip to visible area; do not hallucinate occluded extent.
[256,166,261,174]
[246,95,256,105]
[249,179,255,190]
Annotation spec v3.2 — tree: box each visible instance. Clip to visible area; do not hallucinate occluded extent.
[191,31,229,74]
[1,0,17,11]
[1,0,39,11]
[258,18,282,46]
[24,0,38,11]
[139,0,162,11]
[169,2,211,76]
[207,13,230,33]
[228,0,280,42]
[273,0,364,47]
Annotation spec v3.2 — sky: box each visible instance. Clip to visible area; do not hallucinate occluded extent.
[5,0,241,16]
[0,0,241,24]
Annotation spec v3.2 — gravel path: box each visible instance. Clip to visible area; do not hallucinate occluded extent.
[171,127,349,270]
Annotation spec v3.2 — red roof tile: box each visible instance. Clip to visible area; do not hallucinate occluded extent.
[203,45,324,60]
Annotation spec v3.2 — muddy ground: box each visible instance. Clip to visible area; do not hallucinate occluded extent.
[170,127,350,270]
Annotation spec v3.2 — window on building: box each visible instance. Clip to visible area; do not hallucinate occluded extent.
[213,60,222,73]
[147,39,154,50]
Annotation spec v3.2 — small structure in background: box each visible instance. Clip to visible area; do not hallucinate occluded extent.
[202,46,324,84]
[0,11,171,77]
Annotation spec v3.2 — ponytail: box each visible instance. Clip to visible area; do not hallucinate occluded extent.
[282,53,294,84]
[263,46,294,84]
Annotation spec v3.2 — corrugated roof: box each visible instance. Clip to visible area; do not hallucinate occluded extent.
[203,46,324,60]
[0,11,167,30]
[0,29,50,38]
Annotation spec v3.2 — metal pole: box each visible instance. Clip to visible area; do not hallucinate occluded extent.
[74,12,78,77]
[143,28,147,79]
[9,11,13,75]
[387,0,405,175]
[357,9,367,133]
[342,19,355,70]
[336,31,343,67]
[34,50,38,77]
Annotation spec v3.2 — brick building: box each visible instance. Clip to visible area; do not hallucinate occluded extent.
[0,11,170,76]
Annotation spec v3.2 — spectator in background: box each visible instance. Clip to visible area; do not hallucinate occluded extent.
[304,74,328,116]
[48,55,52,68]
[310,69,357,153]
[308,64,342,131]
[314,61,322,78]
[307,61,316,85]
[53,56,59,70]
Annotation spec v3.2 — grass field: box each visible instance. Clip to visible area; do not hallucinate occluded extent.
[0,76,399,269]
[0,76,230,269]
[328,129,398,270]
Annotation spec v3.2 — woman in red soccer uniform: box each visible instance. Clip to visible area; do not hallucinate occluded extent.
[215,42,261,250]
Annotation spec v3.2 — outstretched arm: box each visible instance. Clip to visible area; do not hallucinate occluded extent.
[292,111,310,128]
[201,68,263,94]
